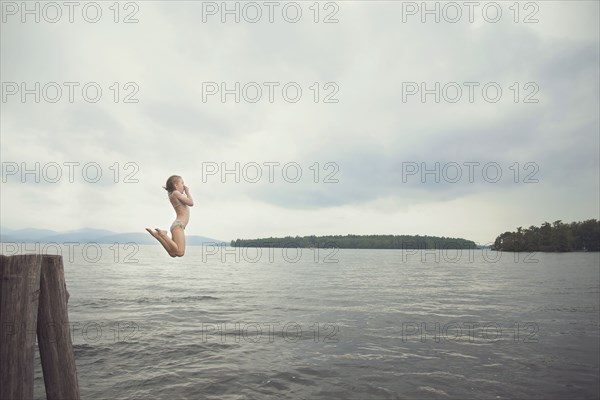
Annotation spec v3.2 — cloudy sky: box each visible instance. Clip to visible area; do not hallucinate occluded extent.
[1,1,598,244]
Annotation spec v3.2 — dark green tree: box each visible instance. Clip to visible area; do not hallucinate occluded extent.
[493,219,599,252]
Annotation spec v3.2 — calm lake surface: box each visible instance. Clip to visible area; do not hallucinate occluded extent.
[22,245,599,399]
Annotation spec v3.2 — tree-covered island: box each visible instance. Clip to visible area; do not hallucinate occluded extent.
[230,219,600,252]
[492,219,599,252]
[231,234,477,249]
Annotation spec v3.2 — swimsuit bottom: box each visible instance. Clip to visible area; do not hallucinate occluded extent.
[171,220,186,230]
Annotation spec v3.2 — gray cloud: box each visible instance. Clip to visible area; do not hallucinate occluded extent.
[1,1,598,243]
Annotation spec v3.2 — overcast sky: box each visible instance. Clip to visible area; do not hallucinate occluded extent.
[1,1,598,244]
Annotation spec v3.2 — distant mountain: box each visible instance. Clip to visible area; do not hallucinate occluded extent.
[0,226,14,234]
[0,227,226,246]
[96,232,160,245]
[96,232,224,245]
[2,228,61,241]
[40,228,116,243]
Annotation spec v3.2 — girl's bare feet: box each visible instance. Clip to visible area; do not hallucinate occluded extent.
[146,228,160,238]
[156,228,169,237]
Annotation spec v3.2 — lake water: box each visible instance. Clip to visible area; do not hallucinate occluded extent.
[19,245,599,399]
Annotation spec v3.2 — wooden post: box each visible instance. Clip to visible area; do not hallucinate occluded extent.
[37,255,80,400]
[0,254,43,400]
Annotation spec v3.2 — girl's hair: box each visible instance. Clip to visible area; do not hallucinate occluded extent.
[163,175,182,192]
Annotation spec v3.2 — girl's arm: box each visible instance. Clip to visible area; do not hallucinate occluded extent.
[183,186,194,206]
[173,188,194,207]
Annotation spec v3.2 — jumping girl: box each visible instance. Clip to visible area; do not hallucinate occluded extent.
[146,175,194,257]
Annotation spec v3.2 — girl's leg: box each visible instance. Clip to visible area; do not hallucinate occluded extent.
[170,226,186,257]
[146,228,178,257]
[157,228,184,257]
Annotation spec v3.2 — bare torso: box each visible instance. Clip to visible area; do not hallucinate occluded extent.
[169,191,190,226]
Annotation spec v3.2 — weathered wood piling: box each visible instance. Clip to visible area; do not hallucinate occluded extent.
[0,254,80,400]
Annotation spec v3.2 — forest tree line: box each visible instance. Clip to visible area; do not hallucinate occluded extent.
[492,219,600,252]
[231,234,477,249]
